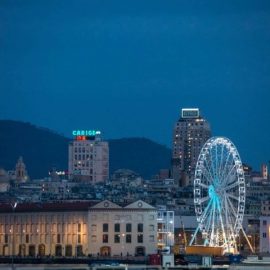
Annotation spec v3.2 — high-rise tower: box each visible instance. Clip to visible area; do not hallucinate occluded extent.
[68,130,109,183]
[171,108,211,186]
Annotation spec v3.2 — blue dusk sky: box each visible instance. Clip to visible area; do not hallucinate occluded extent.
[0,0,269,170]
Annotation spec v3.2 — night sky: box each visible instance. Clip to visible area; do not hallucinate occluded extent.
[0,0,269,170]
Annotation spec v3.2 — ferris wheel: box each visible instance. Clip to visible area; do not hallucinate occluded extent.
[189,137,248,253]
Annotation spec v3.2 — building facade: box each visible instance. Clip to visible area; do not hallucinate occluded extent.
[260,216,270,253]
[171,108,211,186]
[88,200,157,256]
[156,207,174,252]
[0,200,157,257]
[68,130,109,183]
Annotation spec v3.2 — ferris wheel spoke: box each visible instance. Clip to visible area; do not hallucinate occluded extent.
[203,169,214,186]
[204,206,214,234]
[200,196,210,204]
[224,181,239,191]
[227,193,239,202]
[203,206,214,232]
[224,196,238,232]
[225,195,238,218]
[220,152,233,182]
[223,164,237,185]
[204,156,215,183]
[200,198,213,224]
[221,159,235,185]
[224,195,231,238]
[218,143,225,179]
[201,207,213,228]
[199,182,209,189]
[210,147,218,179]
[215,144,219,180]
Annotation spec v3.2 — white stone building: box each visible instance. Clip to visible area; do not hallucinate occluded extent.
[88,200,157,256]
[260,216,270,253]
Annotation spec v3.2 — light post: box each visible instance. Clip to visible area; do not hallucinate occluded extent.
[248,224,256,253]
[121,233,125,257]
[11,202,18,270]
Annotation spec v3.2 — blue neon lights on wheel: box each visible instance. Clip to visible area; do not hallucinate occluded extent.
[191,137,245,253]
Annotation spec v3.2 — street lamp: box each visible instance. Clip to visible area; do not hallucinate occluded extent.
[248,224,256,253]
[121,233,125,257]
[11,202,18,270]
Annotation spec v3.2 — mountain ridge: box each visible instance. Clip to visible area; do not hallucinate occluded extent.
[0,120,171,179]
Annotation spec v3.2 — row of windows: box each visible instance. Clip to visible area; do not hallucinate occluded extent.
[74,154,94,160]
[98,233,145,243]
[0,233,82,244]
[0,215,86,223]
[101,223,144,233]
[0,223,83,234]
[74,147,94,153]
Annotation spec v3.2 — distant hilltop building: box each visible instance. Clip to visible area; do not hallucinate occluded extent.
[171,108,211,186]
[68,130,109,183]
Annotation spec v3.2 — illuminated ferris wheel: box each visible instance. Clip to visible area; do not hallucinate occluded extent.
[189,137,247,253]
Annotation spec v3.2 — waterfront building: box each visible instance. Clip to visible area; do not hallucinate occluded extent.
[156,206,174,251]
[260,216,270,253]
[68,130,109,183]
[0,200,157,257]
[171,108,211,186]
[88,200,157,256]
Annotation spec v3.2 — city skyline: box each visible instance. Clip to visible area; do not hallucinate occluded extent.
[1,0,270,170]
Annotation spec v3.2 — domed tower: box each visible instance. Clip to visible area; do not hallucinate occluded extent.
[15,156,29,183]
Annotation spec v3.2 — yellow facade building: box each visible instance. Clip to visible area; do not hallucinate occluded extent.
[0,200,157,257]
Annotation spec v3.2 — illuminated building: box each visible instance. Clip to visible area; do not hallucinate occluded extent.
[88,200,157,256]
[156,206,174,252]
[0,200,157,257]
[171,108,211,186]
[68,130,109,183]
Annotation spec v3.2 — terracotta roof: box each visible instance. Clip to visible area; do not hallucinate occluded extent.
[0,201,98,213]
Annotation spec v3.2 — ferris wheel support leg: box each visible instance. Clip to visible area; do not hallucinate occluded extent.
[240,226,255,253]
[189,226,200,246]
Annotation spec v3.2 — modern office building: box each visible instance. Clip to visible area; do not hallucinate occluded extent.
[0,200,157,257]
[171,108,211,186]
[68,130,109,183]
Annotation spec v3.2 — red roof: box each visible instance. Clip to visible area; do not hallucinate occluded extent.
[0,201,98,213]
